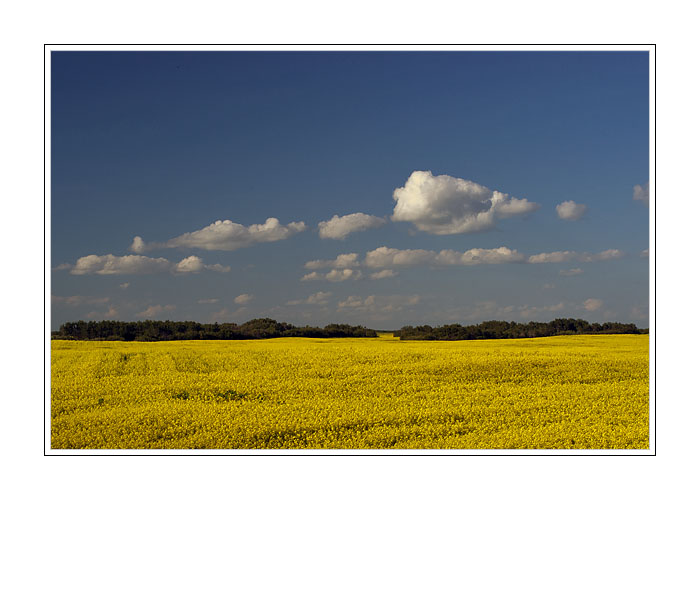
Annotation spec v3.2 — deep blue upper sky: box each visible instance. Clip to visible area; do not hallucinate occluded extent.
[51,50,650,329]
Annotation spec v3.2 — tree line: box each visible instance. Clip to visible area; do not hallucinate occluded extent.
[395,318,647,341]
[52,318,378,341]
[52,317,648,342]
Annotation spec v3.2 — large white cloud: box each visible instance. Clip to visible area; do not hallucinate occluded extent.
[70,254,229,275]
[555,200,587,221]
[633,182,649,206]
[132,217,306,252]
[364,246,525,268]
[318,213,386,240]
[391,171,539,234]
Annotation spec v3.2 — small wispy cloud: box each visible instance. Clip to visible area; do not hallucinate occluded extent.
[583,298,603,311]
[528,249,623,264]
[52,295,109,306]
[555,201,587,221]
[318,213,386,240]
[337,294,420,313]
[559,268,583,276]
[633,182,649,206]
[85,305,119,320]
[234,294,254,305]
[369,269,397,280]
[287,292,333,306]
[136,304,176,318]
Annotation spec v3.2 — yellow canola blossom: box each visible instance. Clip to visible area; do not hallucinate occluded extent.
[51,334,649,449]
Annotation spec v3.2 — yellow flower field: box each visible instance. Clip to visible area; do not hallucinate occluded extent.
[50,334,649,450]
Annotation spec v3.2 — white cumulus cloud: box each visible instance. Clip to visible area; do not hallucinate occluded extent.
[70,254,230,275]
[435,247,525,266]
[133,217,306,252]
[175,255,206,273]
[318,213,386,240]
[527,251,579,264]
[301,269,362,282]
[337,295,376,310]
[326,268,362,282]
[364,247,436,268]
[71,254,173,275]
[234,294,254,305]
[365,246,525,268]
[301,271,322,281]
[369,269,397,280]
[304,253,360,270]
[555,200,587,221]
[391,170,539,234]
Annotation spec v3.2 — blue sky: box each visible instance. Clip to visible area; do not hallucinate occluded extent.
[51,50,649,329]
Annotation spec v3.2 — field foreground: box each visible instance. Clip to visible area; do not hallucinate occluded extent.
[51,334,649,450]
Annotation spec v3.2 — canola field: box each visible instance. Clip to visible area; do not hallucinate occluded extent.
[50,334,649,450]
